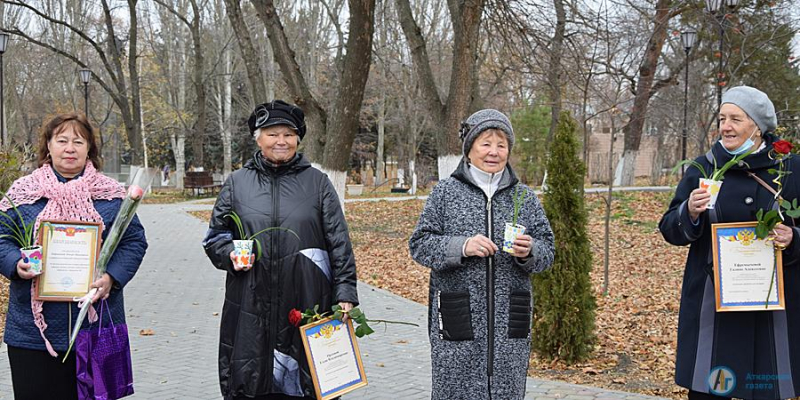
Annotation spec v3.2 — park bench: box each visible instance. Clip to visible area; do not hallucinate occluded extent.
[184,171,222,196]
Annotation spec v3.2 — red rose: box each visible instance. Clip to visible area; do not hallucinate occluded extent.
[288,309,303,327]
[773,140,793,155]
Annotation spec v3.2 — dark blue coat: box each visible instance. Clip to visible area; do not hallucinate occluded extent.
[659,135,800,399]
[0,171,147,352]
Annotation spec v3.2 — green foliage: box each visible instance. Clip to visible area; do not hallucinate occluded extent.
[0,192,36,249]
[511,104,551,185]
[532,111,596,364]
[0,146,26,193]
[224,211,299,260]
[0,146,33,249]
[511,186,527,225]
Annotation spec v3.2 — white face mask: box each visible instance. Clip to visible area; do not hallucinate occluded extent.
[723,128,758,156]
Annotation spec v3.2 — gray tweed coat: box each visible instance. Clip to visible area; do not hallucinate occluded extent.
[409,160,555,400]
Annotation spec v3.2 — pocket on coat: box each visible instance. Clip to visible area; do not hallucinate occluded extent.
[437,291,474,341]
[508,290,531,339]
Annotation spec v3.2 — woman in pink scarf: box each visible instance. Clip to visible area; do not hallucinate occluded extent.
[0,113,148,400]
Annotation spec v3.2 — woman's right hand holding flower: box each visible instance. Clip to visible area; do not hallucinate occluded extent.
[688,188,711,221]
[15,259,37,280]
[465,234,498,258]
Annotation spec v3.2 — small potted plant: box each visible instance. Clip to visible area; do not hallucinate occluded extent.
[225,211,298,270]
[674,147,755,210]
[0,194,41,274]
[503,187,527,254]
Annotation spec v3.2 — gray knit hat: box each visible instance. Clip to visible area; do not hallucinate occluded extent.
[459,109,515,157]
[721,86,777,134]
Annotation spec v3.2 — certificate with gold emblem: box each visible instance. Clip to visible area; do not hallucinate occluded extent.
[712,222,785,312]
[34,220,102,301]
[300,318,367,399]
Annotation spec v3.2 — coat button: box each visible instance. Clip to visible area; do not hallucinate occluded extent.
[745,197,754,205]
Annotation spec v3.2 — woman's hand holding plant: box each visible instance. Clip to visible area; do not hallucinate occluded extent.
[229,252,255,271]
[338,302,353,322]
[768,223,793,250]
[510,234,535,258]
[688,188,712,221]
[15,259,37,279]
[465,234,498,258]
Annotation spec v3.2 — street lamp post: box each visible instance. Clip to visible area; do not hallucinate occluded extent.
[706,0,739,128]
[680,30,697,177]
[0,33,9,147]
[79,69,91,118]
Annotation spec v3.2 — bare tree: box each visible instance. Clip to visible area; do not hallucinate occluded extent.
[6,0,146,164]
[395,0,484,179]
[153,0,208,167]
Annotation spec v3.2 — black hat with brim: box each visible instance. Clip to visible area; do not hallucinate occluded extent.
[248,100,307,140]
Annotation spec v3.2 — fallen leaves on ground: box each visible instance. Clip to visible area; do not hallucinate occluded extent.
[139,328,155,336]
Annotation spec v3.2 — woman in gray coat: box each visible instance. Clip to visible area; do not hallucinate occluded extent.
[409,109,555,400]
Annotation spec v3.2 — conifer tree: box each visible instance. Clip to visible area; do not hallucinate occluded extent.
[532,111,596,363]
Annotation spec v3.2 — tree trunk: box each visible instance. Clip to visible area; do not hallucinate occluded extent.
[223,0,268,106]
[251,0,376,208]
[618,0,672,186]
[127,0,144,165]
[171,132,186,190]
[185,0,206,167]
[395,0,485,179]
[547,0,566,144]
[377,90,386,184]
[222,44,233,179]
[251,0,328,163]
[320,0,376,206]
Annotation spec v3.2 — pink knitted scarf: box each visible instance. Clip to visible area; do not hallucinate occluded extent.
[0,161,125,356]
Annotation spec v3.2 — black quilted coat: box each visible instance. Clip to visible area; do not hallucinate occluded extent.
[203,152,359,399]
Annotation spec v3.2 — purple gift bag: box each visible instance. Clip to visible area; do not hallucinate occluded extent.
[76,300,134,400]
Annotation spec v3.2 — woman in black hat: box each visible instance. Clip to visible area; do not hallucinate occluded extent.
[203,100,359,400]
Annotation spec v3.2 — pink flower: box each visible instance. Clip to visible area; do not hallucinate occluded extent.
[128,185,144,200]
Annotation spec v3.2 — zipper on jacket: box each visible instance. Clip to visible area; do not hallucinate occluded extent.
[486,189,495,396]
[267,174,280,393]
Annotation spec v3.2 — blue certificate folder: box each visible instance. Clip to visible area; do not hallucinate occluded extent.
[302,318,367,399]
[712,224,784,311]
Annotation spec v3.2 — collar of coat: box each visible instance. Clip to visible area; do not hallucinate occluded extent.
[245,151,310,175]
[706,133,782,172]
[451,157,519,195]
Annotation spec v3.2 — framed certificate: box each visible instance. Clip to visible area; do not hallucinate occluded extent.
[300,318,368,400]
[712,222,785,312]
[34,220,102,302]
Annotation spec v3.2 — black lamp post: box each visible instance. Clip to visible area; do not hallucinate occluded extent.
[680,30,697,177]
[79,68,91,118]
[706,0,739,128]
[0,33,9,147]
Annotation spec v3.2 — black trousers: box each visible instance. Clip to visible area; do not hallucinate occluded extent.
[7,345,78,400]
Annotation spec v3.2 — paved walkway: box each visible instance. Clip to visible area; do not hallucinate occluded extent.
[0,201,666,399]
